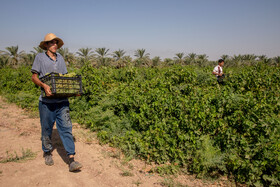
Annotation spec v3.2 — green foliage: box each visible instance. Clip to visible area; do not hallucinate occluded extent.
[191,135,225,178]
[0,66,39,110]
[151,164,181,176]
[0,63,279,186]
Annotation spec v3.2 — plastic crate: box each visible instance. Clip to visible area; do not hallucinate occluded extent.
[40,72,83,98]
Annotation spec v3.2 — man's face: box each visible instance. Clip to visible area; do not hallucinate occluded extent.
[45,40,58,53]
[219,61,224,67]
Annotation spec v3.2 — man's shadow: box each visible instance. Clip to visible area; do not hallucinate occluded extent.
[52,129,76,165]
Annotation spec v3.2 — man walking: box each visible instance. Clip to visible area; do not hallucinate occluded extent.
[31,33,82,172]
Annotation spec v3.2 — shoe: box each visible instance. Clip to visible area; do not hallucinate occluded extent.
[69,160,83,172]
[44,152,54,166]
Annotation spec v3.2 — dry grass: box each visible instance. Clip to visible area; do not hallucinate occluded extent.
[0,148,37,163]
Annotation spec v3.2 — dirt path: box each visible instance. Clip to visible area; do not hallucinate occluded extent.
[0,96,232,187]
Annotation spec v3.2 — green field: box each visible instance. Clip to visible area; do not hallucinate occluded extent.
[0,55,279,186]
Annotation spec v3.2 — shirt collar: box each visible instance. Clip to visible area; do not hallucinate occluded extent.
[45,52,57,62]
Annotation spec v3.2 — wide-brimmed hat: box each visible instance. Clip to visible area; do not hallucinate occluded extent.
[39,33,64,50]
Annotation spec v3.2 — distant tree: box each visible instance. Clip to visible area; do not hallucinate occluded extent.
[123,56,133,67]
[232,54,242,61]
[163,58,173,66]
[257,55,272,65]
[134,49,149,59]
[76,47,95,59]
[76,47,95,67]
[22,53,36,66]
[152,56,161,67]
[197,54,208,66]
[134,49,150,67]
[58,47,69,58]
[174,53,184,65]
[31,47,44,54]
[95,47,110,66]
[112,49,126,68]
[0,55,9,68]
[242,54,257,65]
[232,54,243,66]
[95,47,109,58]
[57,47,76,65]
[188,53,197,60]
[186,53,197,65]
[242,54,257,61]
[112,49,125,61]
[272,56,280,66]
[258,55,267,61]
[221,54,230,61]
[0,45,25,67]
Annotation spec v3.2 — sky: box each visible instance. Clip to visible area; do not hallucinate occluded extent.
[0,0,280,60]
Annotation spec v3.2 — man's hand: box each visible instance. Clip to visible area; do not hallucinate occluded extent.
[43,84,53,96]
[32,73,53,97]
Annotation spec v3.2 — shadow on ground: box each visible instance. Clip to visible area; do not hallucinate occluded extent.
[52,129,77,164]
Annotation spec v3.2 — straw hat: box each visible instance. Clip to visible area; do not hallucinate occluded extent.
[39,33,64,50]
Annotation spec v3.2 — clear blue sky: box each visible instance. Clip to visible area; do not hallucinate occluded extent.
[1,0,279,60]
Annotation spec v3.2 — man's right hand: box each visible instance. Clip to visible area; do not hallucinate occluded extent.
[32,73,53,96]
[43,84,52,96]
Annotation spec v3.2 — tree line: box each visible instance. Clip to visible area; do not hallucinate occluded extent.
[0,45,279,68]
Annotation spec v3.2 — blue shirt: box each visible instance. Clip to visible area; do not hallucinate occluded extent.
[31,52,68,103]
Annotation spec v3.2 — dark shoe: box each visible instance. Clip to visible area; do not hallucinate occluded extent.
[44,152,54,166]
[69,160,83,172]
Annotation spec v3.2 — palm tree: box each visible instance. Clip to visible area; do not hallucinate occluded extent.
[242,54,257,65]
[221,54,230,61]
[272,56,280,66]
[197,54,208,66]
[258,55,267,61]
[57,47,69,58]
[152,56,161,67]
[76,47,95,67]
[186,53,197,65]
[1,45,25,67]
[57,47,76,65]
[134,49,150,58]
[123,56,133,67]
[76,47,95,59]
[187,53,197,60]
[232,54,242,61]
[0,55,9,68]
[22,53,36,66]
[95,47,110,58]
[163,58,173,66]
[232,54,243,66]
[112,49,125,61]
[95,47,110,66]
[197,54,208,60]
[31,47,44,54]
[134,49,150,67]
[174,53,184,65]
[263,58,271,65]
[112,49,126,68]
[257,55,272,65]
[242,54,257,61]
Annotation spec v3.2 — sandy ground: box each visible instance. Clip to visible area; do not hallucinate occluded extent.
[0,96,234,187]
